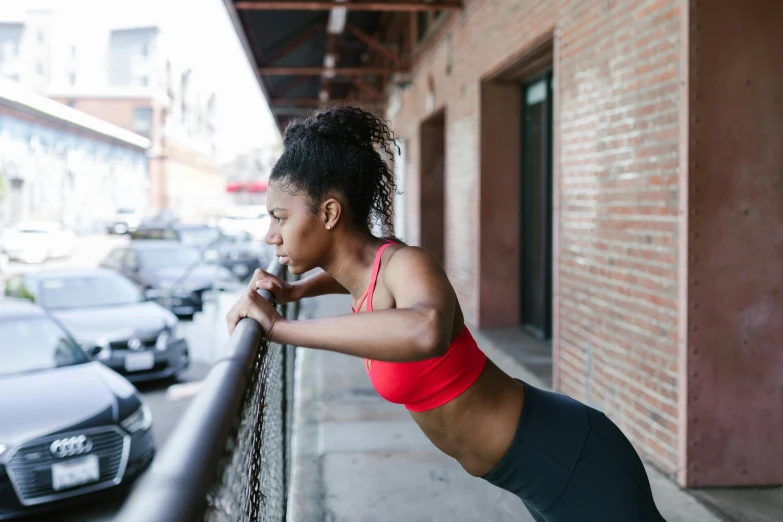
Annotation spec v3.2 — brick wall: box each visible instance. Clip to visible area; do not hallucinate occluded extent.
[389,0,684,477]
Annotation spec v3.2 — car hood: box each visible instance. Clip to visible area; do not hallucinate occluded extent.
[51,302,175,342]
[0,362,140,447]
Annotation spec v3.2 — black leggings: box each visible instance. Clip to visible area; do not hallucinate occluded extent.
[482,381,666,522]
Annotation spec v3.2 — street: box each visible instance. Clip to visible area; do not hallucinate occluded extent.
[2,234,240,521]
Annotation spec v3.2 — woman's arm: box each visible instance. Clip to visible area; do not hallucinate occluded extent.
[271,247,457,362]
[291,270,350,300]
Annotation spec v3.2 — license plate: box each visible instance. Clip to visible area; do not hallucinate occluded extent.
[52,455,100,491]
[124,351,155,372]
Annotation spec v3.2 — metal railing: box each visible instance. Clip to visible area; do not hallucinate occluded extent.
[115,260,297,522]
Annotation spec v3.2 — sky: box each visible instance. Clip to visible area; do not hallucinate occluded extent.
[118,0,282,162]
[11,0,281,162]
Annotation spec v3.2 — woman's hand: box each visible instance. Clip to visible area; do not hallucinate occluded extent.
[249,268,300,305]
[225,289,285,340]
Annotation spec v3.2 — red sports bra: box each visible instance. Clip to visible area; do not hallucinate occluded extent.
[350,241,487,412]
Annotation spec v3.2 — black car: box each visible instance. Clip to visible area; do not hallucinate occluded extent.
[100,240,237,319]
[3,269,190,383]
[130,223,267,280]
[0,299,155,520]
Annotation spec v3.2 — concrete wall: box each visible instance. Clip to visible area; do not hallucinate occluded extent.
[682,0,783,487]
[55,97,225,219]
[0,104,147,230]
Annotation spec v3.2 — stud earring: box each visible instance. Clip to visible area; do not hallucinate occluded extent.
[326,225,331,230]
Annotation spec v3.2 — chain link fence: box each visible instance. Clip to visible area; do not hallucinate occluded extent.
[115,261,298,522]
[204,299,296,522]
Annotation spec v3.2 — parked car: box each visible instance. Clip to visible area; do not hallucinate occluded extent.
[130,223,267,280]
[217,206,271,241]
[0,228,8,273]
[99,240,237,319]
[2,222,77,264]
[3,269,190,383]
[106,208,144,235]
[0,299,155,520]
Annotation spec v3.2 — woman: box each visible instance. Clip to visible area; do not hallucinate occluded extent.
[226,106,665,522]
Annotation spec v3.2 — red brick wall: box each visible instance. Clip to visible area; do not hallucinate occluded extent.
[389,0,684,477]
[556,0,683,478]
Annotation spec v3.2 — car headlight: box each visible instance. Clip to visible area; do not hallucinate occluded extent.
[155,330,169,351]
[78,339,112,360]
[156,323,185,350]
[171,322,185,340]
[157,280,174,291]
[121,403,152,433]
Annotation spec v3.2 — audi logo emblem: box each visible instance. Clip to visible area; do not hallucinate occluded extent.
[50,435,93,459]
[127,338,143,351]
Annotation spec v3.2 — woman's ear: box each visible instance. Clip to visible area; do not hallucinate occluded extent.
[321,198,342,230]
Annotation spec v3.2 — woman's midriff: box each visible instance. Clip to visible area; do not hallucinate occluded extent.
[409,358,525,477]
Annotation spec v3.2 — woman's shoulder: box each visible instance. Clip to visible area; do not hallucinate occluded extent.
[381,243,444,281]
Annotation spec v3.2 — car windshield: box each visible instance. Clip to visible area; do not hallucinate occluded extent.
[178,227,220,247]
[38,274,144,310]
[0,317,89,377]
[139,246,203,269]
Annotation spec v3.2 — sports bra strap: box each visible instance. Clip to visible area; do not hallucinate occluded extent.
[351,240,396,313]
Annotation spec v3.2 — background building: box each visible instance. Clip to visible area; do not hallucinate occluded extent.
[0,5,225,223]
[226,2,782,514]
[0,78,149,231]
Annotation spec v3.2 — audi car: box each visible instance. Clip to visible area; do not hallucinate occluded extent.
[3,269,190,383]
[0,299,155,520]
[99,240,237,318]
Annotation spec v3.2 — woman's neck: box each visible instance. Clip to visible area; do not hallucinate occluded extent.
[322,230,386,300]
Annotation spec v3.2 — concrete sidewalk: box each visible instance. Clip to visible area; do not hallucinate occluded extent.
[287,294,720,522]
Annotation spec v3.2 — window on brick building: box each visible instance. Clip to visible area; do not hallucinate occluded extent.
[133,107,153,138]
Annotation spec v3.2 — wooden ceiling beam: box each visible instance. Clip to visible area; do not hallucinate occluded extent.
[274,75,311,97]
[261,66,401,75]
[270,97,383,107]
[261,25,324,66]
[235,1,462,12]
[345,23,406,68]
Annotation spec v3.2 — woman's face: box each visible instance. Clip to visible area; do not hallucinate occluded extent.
[265,180,326,275]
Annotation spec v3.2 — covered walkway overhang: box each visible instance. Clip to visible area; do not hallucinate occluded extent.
[222,0,462,131]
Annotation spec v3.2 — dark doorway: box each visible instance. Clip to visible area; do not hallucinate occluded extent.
[520,72,553,340]
[419,110,446,264]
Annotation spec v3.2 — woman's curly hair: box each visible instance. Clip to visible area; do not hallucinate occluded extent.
[270,105,399,237]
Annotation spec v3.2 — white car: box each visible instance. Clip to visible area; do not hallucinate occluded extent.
[3,221,77,264]
[107,208,144,235]
[217,206,271,241]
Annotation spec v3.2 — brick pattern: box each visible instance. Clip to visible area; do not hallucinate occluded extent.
[389,0,683,477]
[557,0,682,476]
